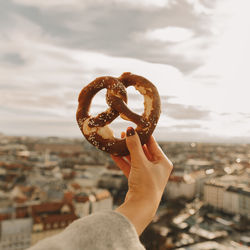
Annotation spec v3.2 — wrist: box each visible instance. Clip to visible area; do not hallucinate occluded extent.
[115,193,160,235]
[126,192,160,210]
[126,188,163,207]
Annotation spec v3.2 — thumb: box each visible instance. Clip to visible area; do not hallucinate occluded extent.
[126,127,147,165]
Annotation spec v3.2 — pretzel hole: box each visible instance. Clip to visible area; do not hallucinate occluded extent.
[89,89,109,116]
[126,86,144,115]
[109,116,137,138]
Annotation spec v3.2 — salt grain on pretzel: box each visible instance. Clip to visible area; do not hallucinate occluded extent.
[76,72,161,156]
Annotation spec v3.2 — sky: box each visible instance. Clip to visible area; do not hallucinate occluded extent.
[0,0,250,143]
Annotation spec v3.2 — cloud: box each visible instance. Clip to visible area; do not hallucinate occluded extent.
[12,0,173,10]
[1,0,249,142]
[164,103,210,120]
[0,116,77,137]
[0,53,26,66]
[3,0,216,74]
[186,0,250,116]
[174,123,202,129]
[154,126,243,143]
[186,0,213,15]
[141,26,194,43]
[0,21,189,138]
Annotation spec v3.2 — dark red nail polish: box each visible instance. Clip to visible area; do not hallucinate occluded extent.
[126,127,135,137]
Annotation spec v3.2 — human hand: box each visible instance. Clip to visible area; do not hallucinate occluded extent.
[113,127,173,235]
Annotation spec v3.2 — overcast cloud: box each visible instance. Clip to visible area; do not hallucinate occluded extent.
[0,0,250,142]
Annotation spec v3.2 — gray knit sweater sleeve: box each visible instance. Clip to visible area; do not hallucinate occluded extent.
[28,210,145,250]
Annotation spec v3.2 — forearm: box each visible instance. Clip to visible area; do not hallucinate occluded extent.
[115,195,160,235]
[113,132,173,236]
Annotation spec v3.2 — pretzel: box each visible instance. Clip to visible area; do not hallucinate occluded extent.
[76,72,161,156]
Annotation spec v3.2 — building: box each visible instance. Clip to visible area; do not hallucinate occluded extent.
[165,174,196,200]
[91,189,113,213]
[204,182,225,210]
[204,175,250,218]
[98,170,126,190]
[190,169,216,197]
[0,217,32,250]
[185,159,213,171]
[224,186,250,218]
[31,201,78,246]
[74,193,90,217]
[164,169,216,200]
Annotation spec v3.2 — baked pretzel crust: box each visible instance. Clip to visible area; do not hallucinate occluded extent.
[76,72,161,156]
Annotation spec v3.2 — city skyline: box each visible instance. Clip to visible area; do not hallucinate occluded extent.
[1,0,250,143]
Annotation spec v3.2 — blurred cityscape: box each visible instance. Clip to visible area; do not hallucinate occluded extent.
[0,132,249,250]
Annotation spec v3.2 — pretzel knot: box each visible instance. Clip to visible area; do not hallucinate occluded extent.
[76,72,161,156]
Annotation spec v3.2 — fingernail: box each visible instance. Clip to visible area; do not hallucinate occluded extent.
[126,127,135,137]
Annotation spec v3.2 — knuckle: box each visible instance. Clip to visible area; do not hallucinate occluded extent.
[164,159,173,170]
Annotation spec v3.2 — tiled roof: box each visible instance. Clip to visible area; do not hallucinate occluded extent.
[32,202,68,213]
